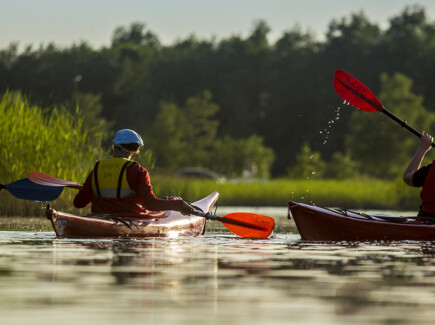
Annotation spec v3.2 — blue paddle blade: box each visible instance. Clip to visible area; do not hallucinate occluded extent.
[4,178,63,202]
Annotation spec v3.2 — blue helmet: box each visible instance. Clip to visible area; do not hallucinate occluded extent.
[113,129,144,146]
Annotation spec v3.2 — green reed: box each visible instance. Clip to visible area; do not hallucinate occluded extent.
[0,216,53,231]
[0,92,106,216]
[0,92,105,182]
[151,176,420,210]
[0,177,420,219]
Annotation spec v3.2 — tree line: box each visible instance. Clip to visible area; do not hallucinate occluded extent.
[1,5,435,179]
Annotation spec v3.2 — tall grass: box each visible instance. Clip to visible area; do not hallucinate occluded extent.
[0,92,105,216]
[151,176,421,210]
[1,176,421,218]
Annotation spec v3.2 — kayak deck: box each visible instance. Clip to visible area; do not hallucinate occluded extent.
[47,192,219,239]
[288,201,435,241]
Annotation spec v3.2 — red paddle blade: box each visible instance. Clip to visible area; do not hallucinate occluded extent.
[28,171,82,189]
[334,69,384,112]
[221,213,275,239]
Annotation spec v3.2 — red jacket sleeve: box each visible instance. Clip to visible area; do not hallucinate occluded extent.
[127,163,184,211]
[73,172,94,208]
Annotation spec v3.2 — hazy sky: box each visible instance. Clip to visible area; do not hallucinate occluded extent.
[1,0,434,50]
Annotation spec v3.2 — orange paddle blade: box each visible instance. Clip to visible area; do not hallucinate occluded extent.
[221,212,275,239]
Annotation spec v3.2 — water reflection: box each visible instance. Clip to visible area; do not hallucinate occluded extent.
[1,231,435,324]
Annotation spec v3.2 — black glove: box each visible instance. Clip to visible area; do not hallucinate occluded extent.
[181,201,202,216]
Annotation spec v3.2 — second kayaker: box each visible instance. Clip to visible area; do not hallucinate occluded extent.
[73,129,197,216]
[403,130,435,217]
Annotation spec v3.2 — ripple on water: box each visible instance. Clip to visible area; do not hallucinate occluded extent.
[1,232,435,325]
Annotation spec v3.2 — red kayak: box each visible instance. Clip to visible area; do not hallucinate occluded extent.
[47,192,219,239]
[288,201,435,241]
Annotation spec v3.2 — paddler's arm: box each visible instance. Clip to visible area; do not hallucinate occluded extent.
[403,131,433,186]
[128,164,195,214]
[73,172,93,208]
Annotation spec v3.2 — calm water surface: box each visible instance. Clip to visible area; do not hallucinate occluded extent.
[1,207,435,325]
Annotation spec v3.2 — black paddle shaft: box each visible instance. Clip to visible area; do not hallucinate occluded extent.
[381,108,435,148]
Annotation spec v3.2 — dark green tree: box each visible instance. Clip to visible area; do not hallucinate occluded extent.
[112,22,160,48]
[211,135,275,178]
[147,91,275,177]
[147,91,219,171]
[214,20,272,137]
[266,27,323,175]
[380,6,435,109]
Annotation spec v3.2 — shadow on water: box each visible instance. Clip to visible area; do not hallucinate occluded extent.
[1,229,435,324]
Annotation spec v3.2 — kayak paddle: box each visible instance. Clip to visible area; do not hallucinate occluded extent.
[0,178,64,201]
[28,171,83,189]
[194,211,275,239]
[334,69,435,148]
[29,172,275,238]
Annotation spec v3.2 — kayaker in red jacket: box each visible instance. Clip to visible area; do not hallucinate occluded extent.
[403,131,435,216]
[73,129,197,216]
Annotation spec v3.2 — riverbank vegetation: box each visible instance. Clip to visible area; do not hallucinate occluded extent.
[0,176,420,217]
[146,176,421,210]
[1,6,434,216]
